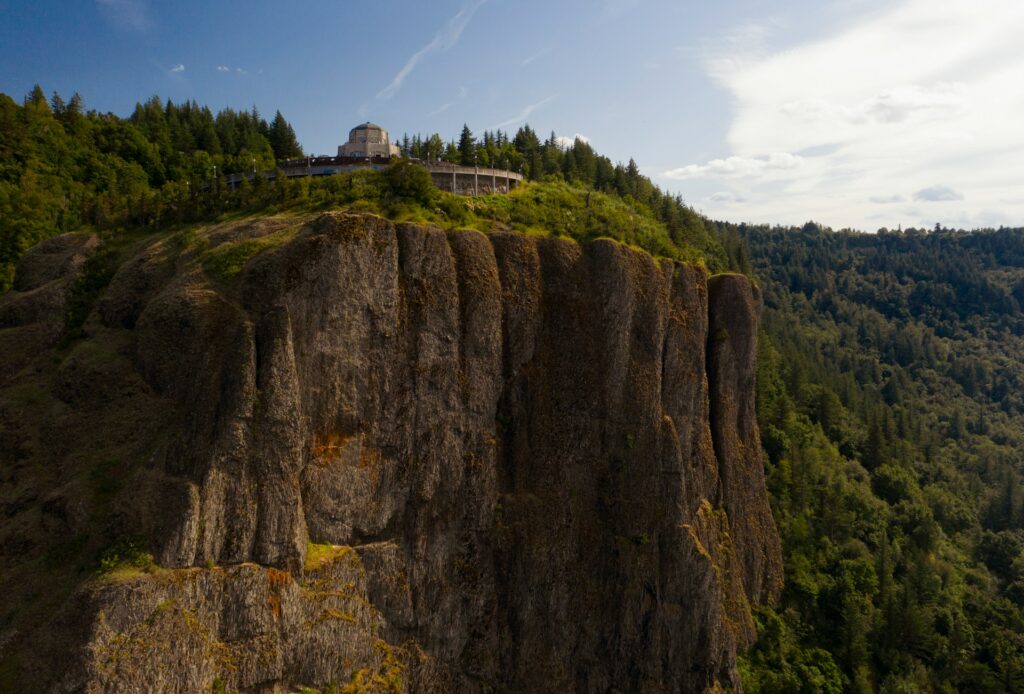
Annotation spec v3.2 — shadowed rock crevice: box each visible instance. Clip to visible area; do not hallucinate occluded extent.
[0,214,782,693]
[707,274,784,608]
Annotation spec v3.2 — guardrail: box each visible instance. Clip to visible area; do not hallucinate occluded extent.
[223,157,524,196]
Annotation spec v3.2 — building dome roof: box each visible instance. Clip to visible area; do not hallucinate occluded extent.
[339,121,398,157]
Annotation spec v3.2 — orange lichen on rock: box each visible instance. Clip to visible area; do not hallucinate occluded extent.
[266,567,291,621]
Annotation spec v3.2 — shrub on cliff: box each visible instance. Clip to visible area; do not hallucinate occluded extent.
[383,159,438,209]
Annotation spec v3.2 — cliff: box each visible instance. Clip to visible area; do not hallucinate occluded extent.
[0,213,781,692]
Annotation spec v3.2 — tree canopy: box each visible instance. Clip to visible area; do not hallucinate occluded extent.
[0,87,304,289]
[740,221,1024,692]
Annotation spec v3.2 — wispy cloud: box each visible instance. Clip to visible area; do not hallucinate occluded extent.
[215,65,250,75]
[492,95,557,129]
[426,84,470,118]
[695,20,779,73]
[96,0,150,31]
[170,64,185,73]
[521,47,551,67]
[376,0,487,100]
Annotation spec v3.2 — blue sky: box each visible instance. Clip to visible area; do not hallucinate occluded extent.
[2,0,1022,232]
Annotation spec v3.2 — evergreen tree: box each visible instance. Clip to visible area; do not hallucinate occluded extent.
[444,141,459,163]
[425,133,444,161]
[458,124,476,165]
[49,91,65,116]
[25,84,48,110]
[268,110,303,160]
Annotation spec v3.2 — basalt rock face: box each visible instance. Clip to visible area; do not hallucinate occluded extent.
[0,214,782,692]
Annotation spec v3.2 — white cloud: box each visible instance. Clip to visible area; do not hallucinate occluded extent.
[96,0,149,31]
[663,152,802,180]
[217,65,230,72]
[673,0,1024,230]
[428,103,452,116]
[914,185,963,202]
[377,0,488,100]
[491,95,557,129]
[170,64,185,73]
[236,67,247,74]
[555,133,591,149]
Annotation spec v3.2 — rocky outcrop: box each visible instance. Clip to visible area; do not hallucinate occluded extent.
[0,232,99,381]
[0,214,782,692]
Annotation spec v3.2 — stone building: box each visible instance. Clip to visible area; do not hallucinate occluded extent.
[337,122,400,158]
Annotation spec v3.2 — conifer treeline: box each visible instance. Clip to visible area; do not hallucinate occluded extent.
[0,86,303,288]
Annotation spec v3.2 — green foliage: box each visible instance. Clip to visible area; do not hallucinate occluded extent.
[200,226,299,281]
[742,222,1024,691]
[402,123,729,268]
[340,640,405,693]
[383,158,437,208]
[0,89,303,290]
[268,110,303,160]
[471,180,720,266]
[740,609,845,693]
[95,536,156,577]
[457,124,476,166]
[303,542,352,573]
[61,242,117,344]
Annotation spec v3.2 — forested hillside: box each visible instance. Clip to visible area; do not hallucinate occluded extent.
[740,223,1024,692]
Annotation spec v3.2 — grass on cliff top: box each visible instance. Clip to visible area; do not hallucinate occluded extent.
[169,176,724,287]
[468,182,709,264]
[3,164,731,300]
[199,224,302,280]
[197,163,727,270]
[94,536,159,581]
